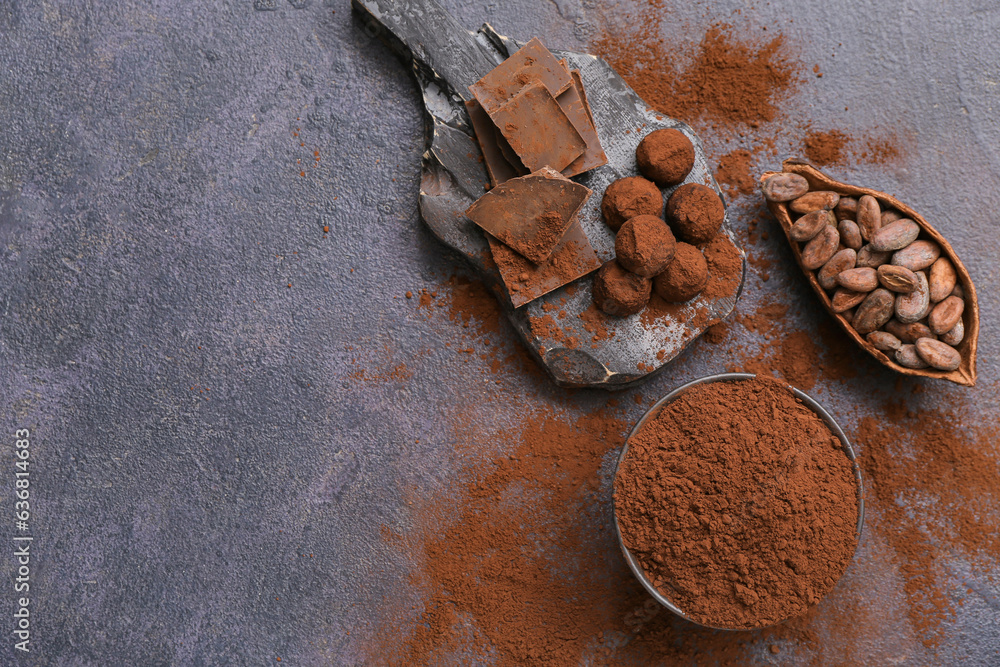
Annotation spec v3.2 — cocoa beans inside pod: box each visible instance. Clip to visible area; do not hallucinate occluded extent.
[837,267,879,292]
[928,295,964,335]
[942,319,965,346]
[853,288,895,335]
[857,244,891,268]
[881,209,903,225]
[894,271,930,324]
[857,195,882,241]
[790,209,835,242]
[790,190,840,214]
[838,220,863,250]
[800,225,840,270]
[928,257,957,303]
[867,331,902,352]
[885,319,934,344]
[834,196,858,221]
[915,337,961,371]
[892,240,941,271]
[895,344,930,369]
[877,264,919,293]
[818,248,857,291]
[870,219,920,252]
[832,288,868,313]
[762,173,809,202]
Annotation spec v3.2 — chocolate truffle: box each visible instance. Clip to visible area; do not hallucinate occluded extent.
[615,215,677,277]
[636,129,695,186]
[653,242,709,303]
[601,176,663,231]
[665,183,725,245]
[593,259,652,317]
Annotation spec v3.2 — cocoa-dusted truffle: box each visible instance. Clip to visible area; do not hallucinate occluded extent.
[665,183,725,245]
[653,242,709,303]
[601,176,663,231]
[636,129,695,186]
[615,215,676,277]
[593,259,652,316]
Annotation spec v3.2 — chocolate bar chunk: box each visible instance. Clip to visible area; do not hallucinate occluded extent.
[465,98,522,187]
[489,220,601,308]
[469,37,573,114]
[465,167,591,264]
[491,82,586,173]
[556,69,607,177]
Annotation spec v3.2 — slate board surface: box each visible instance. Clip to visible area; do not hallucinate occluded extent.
[1,0,998,664]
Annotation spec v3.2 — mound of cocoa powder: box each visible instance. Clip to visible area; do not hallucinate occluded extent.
[614,375,859,629]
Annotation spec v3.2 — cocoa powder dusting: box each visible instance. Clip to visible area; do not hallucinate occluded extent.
[616,376,859,629]
[715,148,756,196]
[804,130,848,166]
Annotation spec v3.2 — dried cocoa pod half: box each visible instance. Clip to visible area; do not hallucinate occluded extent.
[915,338,961,371]
[856,244,891,268]
[894,271,930,324]
[761,173,809,202]
[818,248,857,291]
[838,220,863,250]
[837,267,878,292]
[854,288,895,335]
[892,240,941,271]
[800,225,840,270]
[790,190,840,214]
[870,219,920,252]
[760,160,978,385]
[877,265,919,293]
[928,257,957,303]
[928,295,964,335]
[857,195,882,241]
[867,331,902,352]
[789,209,835,242]
[895,344,929,369]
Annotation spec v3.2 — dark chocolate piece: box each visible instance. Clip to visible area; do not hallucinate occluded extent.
[465,167,591,263]
[556,64,607,177]
[468,37,573,113]
[491,81,586,173]
[465,98,521,187]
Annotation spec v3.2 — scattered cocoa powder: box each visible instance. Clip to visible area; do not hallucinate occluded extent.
[804,130,848,166]
[701,233,743,300]
[615,376,860,629]
[715,148,756,196]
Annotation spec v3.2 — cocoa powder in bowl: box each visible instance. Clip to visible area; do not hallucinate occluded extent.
[614,374,861,630]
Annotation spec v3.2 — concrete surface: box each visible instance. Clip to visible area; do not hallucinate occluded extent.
[1,0,998,664]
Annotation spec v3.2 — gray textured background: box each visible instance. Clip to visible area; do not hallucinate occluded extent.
[1,0,998,664]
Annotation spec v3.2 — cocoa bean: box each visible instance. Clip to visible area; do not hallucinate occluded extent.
[838,220,863,250]
[790,209,835,242]
[877,265,919,293]
[790,191,840,214]
[841,308,856,324]
[941,319,965,346]
[832,288,867,313]
[881,209,903,224]
[928,295,964,335]
[800,225,840,270]
[834,196,858,222]
[891,240,941,271]
[870,220,920,252]
[894,271,930,323]
[762,173,809,202]
[857,195,881,241]
[928,257,957,303]
[818,248,857,291]
[951,284,964,299]
[895,344,929,369]
[853,288,894,335]
[867,331,902,352]
[914,337,961,371]
[856,244,891,268]
[837,267,878,292]
[885,319,934,344]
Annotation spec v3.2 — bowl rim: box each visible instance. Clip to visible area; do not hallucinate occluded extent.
[612,372,866,631]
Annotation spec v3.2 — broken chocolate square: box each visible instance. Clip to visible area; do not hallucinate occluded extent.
[556,66,607,177]
[468,37,573,114]
[491,81,586,173]
[465,166,591,264]
[489,219,601,308]
[465,98,522,187]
